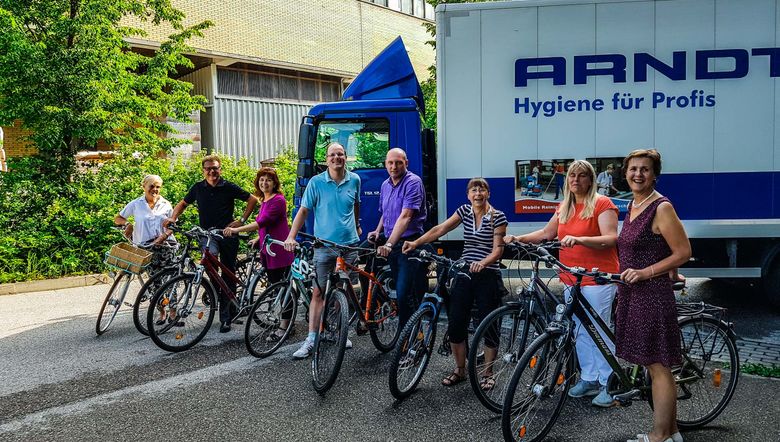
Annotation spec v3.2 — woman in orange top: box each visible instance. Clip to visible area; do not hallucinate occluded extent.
[506,160,619,407]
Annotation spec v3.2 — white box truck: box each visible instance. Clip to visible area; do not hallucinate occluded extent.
[295,0,780,304]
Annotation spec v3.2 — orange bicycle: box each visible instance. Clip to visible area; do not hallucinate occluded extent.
[300,232,400,395]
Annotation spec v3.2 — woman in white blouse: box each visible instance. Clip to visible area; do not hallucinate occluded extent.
[114,175,175,246]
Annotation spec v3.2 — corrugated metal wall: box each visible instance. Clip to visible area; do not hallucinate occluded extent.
[212,97,311,166]
[181,66,214,103]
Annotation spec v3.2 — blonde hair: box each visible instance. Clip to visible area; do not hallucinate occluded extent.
[557,160,598,224]
[141,174,163,188]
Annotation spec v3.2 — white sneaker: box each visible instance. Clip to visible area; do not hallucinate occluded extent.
[292,338,315,359]
[346,338,353,349]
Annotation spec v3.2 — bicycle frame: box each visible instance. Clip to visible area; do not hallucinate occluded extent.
[334,255,394,327]
[195,234,262,317]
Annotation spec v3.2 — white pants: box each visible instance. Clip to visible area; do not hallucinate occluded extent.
[564,284,617,385]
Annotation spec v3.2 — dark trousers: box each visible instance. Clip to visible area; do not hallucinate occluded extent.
[266,266,293,320]
[447,269,502,344]
[201,235,239,324]
[387,240,429,329]
[359,235,429,329]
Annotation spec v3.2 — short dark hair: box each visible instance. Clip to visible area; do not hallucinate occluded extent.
[254,167,281,196]
[623,149,661,177]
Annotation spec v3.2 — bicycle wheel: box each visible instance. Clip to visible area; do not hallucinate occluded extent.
[651,316,739,429]
[311,288,349,395]
[468,303,546,412]
[245,280,298,358]
[501,331,575,442]
[133,268,177,336]
[368,283,400,353]
[96,272,133,335]
[236,256,266,292]
[147,274,216,352]
[388,305,437,400]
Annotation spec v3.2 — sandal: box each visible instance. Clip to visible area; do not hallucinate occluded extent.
[441,368,466,387]
[480,374,497,391]
[265,328,287,342]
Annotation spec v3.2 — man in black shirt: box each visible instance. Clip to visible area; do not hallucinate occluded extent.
[167,155,258,332]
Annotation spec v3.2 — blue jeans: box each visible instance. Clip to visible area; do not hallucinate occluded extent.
[387,239,430,329]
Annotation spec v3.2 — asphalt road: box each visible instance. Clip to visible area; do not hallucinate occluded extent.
[0,280,778,442]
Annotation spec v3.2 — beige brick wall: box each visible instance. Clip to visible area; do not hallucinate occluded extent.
[127,0,435,81]
[1,123,35,157]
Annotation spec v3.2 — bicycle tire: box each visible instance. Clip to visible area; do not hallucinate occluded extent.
[147,274,216,352]
[468,303,547,413]
[388,304,437,400]
[649,316,740,429]
[133,268,178,336]
[96,272,133,335]
[368,283,400,353]
[245,280,298,358]
[501,330,575,442]
[311,288,349,395]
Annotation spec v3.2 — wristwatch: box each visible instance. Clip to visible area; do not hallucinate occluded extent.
[384,242,393,249]
[239,217,247,223]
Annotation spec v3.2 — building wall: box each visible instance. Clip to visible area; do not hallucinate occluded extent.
[127,0,435,81]
[1,124,35,158]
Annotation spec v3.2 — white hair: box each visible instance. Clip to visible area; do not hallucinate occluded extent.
[142,174,163,187]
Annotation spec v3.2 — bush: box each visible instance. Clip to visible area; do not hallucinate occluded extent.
[0,147,298,283]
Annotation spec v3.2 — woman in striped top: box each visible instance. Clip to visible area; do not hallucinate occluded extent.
[402,178,507,388]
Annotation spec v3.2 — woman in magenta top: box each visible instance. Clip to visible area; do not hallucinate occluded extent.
[224,167,295,336]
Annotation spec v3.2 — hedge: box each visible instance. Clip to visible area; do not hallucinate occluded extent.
[0,147,298,283]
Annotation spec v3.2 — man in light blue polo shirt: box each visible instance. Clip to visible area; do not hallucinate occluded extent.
[285,142,361,358]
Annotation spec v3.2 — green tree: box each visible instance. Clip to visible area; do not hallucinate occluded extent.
[0,1,213,181]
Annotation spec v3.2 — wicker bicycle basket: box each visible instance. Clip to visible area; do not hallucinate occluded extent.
[104,242,153,274]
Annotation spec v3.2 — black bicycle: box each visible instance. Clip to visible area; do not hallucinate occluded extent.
[387,250,470,400]
[467,241,563,412]
[501,245,739,442]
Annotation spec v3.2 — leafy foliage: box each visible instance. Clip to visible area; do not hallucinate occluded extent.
[0,0,212,181]
[0,151,275,283]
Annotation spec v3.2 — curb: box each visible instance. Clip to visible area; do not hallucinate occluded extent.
[0,274,109,296]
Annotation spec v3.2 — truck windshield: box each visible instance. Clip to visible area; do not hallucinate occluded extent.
[314,119,389,170]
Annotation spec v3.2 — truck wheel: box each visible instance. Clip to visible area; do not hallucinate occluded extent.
[762,254,780,309]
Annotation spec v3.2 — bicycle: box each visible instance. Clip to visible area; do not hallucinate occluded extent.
[501,246,739,442]
[467,241,564,412]
[305,232,399,395]
[96,227,152,335]
[243,234,315,358]
[131,227,196,336]
[387,249,471,400]
[146,226,267,352]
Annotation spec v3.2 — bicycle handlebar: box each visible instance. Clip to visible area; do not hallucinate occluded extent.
[408,250,471,280]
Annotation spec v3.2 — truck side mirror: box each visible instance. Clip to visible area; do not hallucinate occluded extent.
[297,117,316,178]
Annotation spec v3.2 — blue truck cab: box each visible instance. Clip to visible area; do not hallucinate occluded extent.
[294,37,435,238]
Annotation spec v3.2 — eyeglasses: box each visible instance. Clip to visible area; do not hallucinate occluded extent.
[203,166,221,172]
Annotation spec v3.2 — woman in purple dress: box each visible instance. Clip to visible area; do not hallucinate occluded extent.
[224,167,295,339]
[616,149,691,442]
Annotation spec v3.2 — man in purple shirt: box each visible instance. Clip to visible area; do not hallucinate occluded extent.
[367,148,428,328]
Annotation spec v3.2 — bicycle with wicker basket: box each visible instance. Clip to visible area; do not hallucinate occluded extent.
[96,227,156,335]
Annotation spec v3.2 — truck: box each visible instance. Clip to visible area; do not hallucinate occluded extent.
[294,0,780,306]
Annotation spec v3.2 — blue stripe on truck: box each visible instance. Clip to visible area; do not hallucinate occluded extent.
[445,171,779,222]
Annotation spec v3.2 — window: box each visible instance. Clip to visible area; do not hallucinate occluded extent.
[413,0,424,18]
[217,66,341,103]
[315,119,390,170]
[401,0,412,15]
